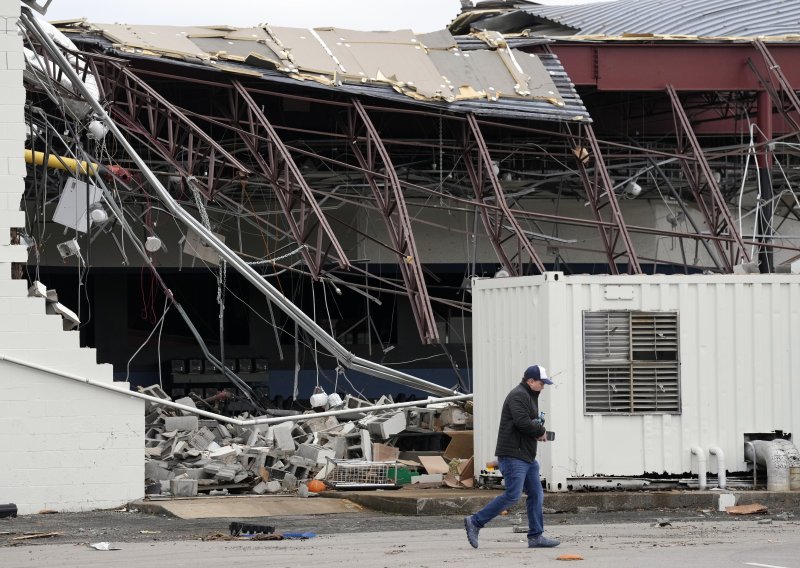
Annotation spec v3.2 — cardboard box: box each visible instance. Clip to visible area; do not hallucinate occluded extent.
[443,430,473,461]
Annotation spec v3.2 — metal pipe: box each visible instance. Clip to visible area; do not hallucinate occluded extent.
[744,441,758,489]
[24,148,98,175]
[0,353,472,427]
[708,446,726,490]
[21,9,456,398]
[690,446,707,490]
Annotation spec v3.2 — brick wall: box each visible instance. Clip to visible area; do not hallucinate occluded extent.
[0,1,145,515]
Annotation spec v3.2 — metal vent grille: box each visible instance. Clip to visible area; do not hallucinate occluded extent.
[583,310,680,414]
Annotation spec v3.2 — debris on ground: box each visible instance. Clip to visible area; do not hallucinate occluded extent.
[139,384,474,496]
[726,503,768,515]
[556,554,584,561]
[11,532,61,541]
[88,542,121,551]
[229,522,275,536]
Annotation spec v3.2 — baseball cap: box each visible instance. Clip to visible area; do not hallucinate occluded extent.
[523,365,554,384]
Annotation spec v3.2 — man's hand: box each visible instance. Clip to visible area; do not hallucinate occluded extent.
[537,434,547,442]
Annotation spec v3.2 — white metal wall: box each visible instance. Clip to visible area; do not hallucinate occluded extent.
[472,272,800,491]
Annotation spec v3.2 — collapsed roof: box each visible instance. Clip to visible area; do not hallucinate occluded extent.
[55,20,589,122]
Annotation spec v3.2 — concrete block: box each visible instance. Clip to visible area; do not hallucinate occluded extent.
[364,411,407,440]
[272,422,296,451]
[163,415,199,432]
[215,465,239,482]
[170,478,198,497]
[202,462,222,476]
[281,472,298,490]
[187,427,216,451]
[0,85,23,105]
[0,244,30,263]
[144,460,173,482]
[297,443,336,465]
[716,493,737,511]
[240,449,268,472]
[322,436,348,459]
[411,473,444,484]
[252,481,268,495]
[173,396,196,412]
[264,480,282,493]
[209,446,239,463]
[6,49,22,70]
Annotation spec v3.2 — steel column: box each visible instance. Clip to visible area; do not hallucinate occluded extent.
[347,99,439,344]
[572,124,642,274]
[462,113,545,276]
[229,80,349,275]
[667,85,750,271]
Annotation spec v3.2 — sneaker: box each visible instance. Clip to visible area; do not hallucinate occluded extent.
[464,516,480,548]
[528,534,560,548]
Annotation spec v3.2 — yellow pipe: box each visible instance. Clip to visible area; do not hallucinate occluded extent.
[24,149,98,175]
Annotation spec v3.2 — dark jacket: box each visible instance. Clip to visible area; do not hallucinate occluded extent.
[494,381,546,462]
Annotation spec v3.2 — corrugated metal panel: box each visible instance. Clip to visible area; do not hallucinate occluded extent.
[517,0,800,38]
[473,273,800,491]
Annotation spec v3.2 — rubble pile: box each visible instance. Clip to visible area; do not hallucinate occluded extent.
[140,385,474,497]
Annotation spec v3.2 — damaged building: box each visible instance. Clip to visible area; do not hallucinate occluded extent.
[2,0,800,513]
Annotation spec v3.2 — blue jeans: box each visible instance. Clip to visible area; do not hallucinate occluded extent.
[472,456,544,539]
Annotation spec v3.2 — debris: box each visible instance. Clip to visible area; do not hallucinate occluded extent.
[281,532,317,539]
[139,384,474,496]
[773,512,790,521]
[88,542,121,551]
[0,504,18,518]
[229,522,275,536]
[726,503,768,515]
[36,509,58,515]
[557,554,584,561]
[11,532,61,541]
[139,530,160,534]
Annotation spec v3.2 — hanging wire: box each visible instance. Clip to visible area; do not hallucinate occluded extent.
[125,295,170,382]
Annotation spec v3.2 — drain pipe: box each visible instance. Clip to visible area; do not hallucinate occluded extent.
[744,441,758,489]
[690,446,707,490]
[0,353,472,427]
[20,9,456,398]
[708,447,726,490]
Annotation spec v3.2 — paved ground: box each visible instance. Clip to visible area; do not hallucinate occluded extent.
[2,489,799,567]
[2,517,799,568]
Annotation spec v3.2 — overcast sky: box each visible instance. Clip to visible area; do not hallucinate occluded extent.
[45,0,606,32]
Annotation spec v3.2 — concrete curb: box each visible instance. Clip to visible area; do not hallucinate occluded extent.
[321,489,800,516]
[130,490,800,518]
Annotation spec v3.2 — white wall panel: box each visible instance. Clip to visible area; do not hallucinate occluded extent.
[0,361,144,514]
[473,273,800,491]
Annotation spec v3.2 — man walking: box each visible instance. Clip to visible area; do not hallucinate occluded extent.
[464,364,560,549]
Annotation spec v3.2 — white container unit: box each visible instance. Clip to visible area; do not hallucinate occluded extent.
[472,272,800,491]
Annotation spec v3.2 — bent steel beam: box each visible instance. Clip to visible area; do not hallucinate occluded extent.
[462,113,546,276]
[229,79,349,276]
[56,51,251,197]
[572,124,642,274]
[22,9,456,397]
[348,99,439,344]
[753,39,800,125]
[667,85,750,271]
